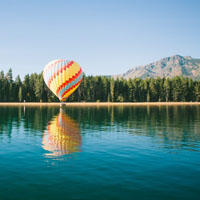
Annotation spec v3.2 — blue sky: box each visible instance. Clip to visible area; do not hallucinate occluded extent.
[0,0,199,78]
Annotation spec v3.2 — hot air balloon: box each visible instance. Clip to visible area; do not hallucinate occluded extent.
[42,109,81,157]
[43,59,83,101]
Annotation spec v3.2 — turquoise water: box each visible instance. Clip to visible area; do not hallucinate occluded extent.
[0,106,200,200]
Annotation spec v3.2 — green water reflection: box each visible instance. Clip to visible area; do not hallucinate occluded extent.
[0,105,200,149]
[0,105,200,200]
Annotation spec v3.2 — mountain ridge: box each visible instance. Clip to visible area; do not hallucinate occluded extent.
[113,55,200,80]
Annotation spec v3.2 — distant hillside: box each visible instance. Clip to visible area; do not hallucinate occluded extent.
[113,55,200,80]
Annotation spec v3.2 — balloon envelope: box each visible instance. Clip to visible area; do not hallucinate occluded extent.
[43,59,83,101]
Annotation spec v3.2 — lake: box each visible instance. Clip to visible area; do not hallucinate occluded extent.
[0,105,200,200]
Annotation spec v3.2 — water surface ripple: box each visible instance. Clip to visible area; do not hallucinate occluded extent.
[0,106,200,200]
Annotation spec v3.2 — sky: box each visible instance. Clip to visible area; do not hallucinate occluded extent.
[0,0,199,79]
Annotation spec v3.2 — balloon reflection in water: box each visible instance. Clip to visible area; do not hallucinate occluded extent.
[42,109,81,157]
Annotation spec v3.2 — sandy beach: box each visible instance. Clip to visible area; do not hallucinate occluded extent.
[0,102,200,107]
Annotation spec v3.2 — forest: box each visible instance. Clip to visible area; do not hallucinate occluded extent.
[0,68,200,102]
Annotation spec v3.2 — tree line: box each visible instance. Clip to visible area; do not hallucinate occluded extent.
[0,68,200,102]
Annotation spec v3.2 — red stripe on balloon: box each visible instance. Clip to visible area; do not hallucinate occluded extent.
[48,61,74,87]
[47,124,51,133]
[44,59,64,76]
[56,68,82,96]
[61,78,83,100]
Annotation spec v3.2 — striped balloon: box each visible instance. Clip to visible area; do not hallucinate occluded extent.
[43,59,83,101]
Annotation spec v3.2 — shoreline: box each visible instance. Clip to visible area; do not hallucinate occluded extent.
[0,102,200,107]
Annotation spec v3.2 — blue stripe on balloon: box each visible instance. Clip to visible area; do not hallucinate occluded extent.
[58,73,83,99]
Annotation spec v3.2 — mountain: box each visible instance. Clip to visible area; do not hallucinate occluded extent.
[113,55,200,80]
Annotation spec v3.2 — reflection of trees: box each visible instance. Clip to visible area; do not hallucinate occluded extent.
[65,106,200,148]
[23,107,59,132]
[42,109,81,157]
[0,107,59,138]
[126,106,200,142]
[0,107,22,137]
[1,105,200,150]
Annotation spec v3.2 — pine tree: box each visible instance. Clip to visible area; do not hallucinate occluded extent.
[110,78,115,102]
[164,78,171,102]
[18,87,23,102]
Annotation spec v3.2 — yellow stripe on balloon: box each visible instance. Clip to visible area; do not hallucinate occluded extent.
[49,62,80,93]
[51,79,57,96]
[62,82,81,101]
